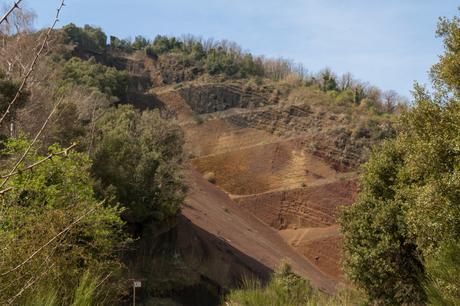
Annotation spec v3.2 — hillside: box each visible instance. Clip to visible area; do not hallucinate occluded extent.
[0,23,400,305]
[130,50,396,304]
[151,80,362,285]
[1,1,459,304]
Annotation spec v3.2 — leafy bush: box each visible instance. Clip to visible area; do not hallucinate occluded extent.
[151,35,183,55]
[205,48,239,76]
[340,11,460,305]
[145,35,264,79]
[60,57,129,99]
[431,12,460,95]
[318,69,338,92]
[132,35,150,50]
[340,140,425,304]
[204,48,264,78]
[63,23,107,54]
[0,139,127,305]
[109,35,133,52]
[91,105,186,226]
[341,98,460,304]
[225,262,363,306]
[335,89,355,106]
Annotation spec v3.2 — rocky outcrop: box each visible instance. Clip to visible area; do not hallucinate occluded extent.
[223,104,367,169]
[178,83,278,114]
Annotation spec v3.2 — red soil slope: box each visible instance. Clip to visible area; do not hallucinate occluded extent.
[156,83,359,291]
[181,169,339,293]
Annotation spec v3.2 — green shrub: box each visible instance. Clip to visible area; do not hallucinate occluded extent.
[145,35,264,79]
[110,35,133,52]
[63,23,107,54]
[91,105,186,226]
[0,139,127,305]
[319,69,338,92]
[340,11,460,304]
[225,262,364,306]
[151,35,183,55]
[339,140,426,304]
[132,35,150,50]
[60,57,129,99]
[335,89,354,106]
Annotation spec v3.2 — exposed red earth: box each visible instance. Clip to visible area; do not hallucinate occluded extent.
[154,81,359,293]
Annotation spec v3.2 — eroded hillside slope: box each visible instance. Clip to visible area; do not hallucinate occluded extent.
[150,79,388,288]
[182,169,338,292]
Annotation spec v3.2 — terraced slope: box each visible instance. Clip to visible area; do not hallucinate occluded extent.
[191,139,342,195]
[279,225,343,278]
[181,169,339,293]
[155,81,361,288]
[234,180,357,229]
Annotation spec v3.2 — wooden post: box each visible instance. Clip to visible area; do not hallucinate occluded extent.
[133,281,136,306]
[132,280,141,306]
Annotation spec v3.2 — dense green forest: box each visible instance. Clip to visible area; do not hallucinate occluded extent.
[0,3,459,305]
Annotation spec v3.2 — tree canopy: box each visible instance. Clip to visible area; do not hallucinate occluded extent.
[91,105,186,227]
[0,139,128,304]
[340,10,460,305]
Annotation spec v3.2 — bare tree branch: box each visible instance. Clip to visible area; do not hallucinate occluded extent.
[6,263,55,305]
[0,230,67,302]
[0,142,77,180]
[1,200,105,277]
[0,0,23,25]
[0,0,66,127]
[0,96,64,191]
[0,187,13,195]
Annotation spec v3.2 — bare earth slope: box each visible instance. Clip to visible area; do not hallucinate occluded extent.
[182,169,338,293]
[154,81,361,293]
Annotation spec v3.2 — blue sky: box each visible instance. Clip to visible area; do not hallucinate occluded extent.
[6,0,459,97]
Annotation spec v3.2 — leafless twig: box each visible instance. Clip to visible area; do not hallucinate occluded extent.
[1,142,77,179]
[6,263,55,305]
[0,230,67,300]
[0,187,13,195]
[0,0,23,25]
[1,200,105,277]
[0,0,66,127]
[0,96,64,191]
[94,272,113,290]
